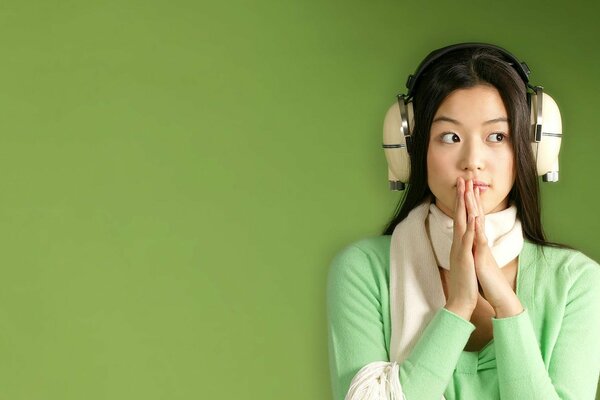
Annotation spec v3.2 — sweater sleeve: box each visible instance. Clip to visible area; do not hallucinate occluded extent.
[492,252,600,400]
[327,244,475,400]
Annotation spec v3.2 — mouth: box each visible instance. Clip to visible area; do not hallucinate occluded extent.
[453,180,490,191]
[473,182,490,192]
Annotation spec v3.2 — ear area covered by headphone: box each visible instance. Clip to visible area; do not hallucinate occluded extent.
[382,43,564,191]
[382,95,414,190]
[529,87,563,182]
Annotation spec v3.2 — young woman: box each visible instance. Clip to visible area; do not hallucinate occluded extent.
[327,44,600,400]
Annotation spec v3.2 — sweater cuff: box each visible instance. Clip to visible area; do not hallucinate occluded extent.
[492,308,542,382]
[407,307,476,377]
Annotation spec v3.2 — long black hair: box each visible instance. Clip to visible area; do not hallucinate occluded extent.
[382,46,569,249]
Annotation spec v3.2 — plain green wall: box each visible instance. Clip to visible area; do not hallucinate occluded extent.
[0,0,598,399]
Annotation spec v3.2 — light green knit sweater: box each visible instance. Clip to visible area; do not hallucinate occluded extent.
[327,236,600,400]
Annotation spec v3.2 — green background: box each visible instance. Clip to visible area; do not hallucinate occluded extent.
[0,0,598,399]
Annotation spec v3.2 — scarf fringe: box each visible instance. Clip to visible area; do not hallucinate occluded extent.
[344,361,405,400]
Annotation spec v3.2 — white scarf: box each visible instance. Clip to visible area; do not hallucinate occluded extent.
[345,197,523,400]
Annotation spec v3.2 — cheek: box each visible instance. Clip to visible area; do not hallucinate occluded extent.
[426,153,437,185]
[427,150,451,178]
[495,151,516,187]
[502,151,516,176]
[426,150,453,195]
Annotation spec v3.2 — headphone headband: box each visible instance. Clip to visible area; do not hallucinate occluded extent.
[405,42,532,98]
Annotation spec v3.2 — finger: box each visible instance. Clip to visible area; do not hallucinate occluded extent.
[474,186,485,225]
[465,179,478,219]
[462,213,476,252]
[453,177,466,238]
[474,214,488,247]
[473,188,488,247]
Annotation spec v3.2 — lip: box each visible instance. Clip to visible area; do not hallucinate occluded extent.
[453,179,490,192]
[472,180,489,187]
[453,179,490,187]
[473,181,490,193]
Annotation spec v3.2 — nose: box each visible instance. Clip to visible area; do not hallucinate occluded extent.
[459,139,484,172]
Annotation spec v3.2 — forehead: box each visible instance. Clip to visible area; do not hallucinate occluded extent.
[433,85,508,125]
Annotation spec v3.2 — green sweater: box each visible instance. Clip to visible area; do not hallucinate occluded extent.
[327,235,600,400]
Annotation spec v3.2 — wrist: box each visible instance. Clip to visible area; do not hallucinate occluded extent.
[444,302,474,321]
[493,298,524,318]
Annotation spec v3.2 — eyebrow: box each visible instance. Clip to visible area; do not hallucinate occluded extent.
[431,116,509,125]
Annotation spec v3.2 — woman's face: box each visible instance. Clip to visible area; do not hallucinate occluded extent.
[427,84,516,217]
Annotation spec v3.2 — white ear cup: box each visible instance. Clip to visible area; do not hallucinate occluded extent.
[530,90,562,181]
[383,98,414,189]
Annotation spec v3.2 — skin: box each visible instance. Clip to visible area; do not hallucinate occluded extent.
[427,84,515,216]
[426,85,524,329]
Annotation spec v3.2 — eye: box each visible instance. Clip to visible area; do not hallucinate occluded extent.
[441,132,460,144]
[487,132,507,142]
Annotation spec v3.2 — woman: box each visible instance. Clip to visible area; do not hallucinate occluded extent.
[327,44,600,400]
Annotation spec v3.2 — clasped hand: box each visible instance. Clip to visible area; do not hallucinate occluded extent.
[444,177,523,320]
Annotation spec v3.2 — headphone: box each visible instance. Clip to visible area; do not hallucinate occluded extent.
[382,42,563,191]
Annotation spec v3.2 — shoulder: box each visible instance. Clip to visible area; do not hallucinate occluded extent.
[525,241,600,276]
[329,235,391,275]
[523,240,600,297]
[327,235,392,294]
